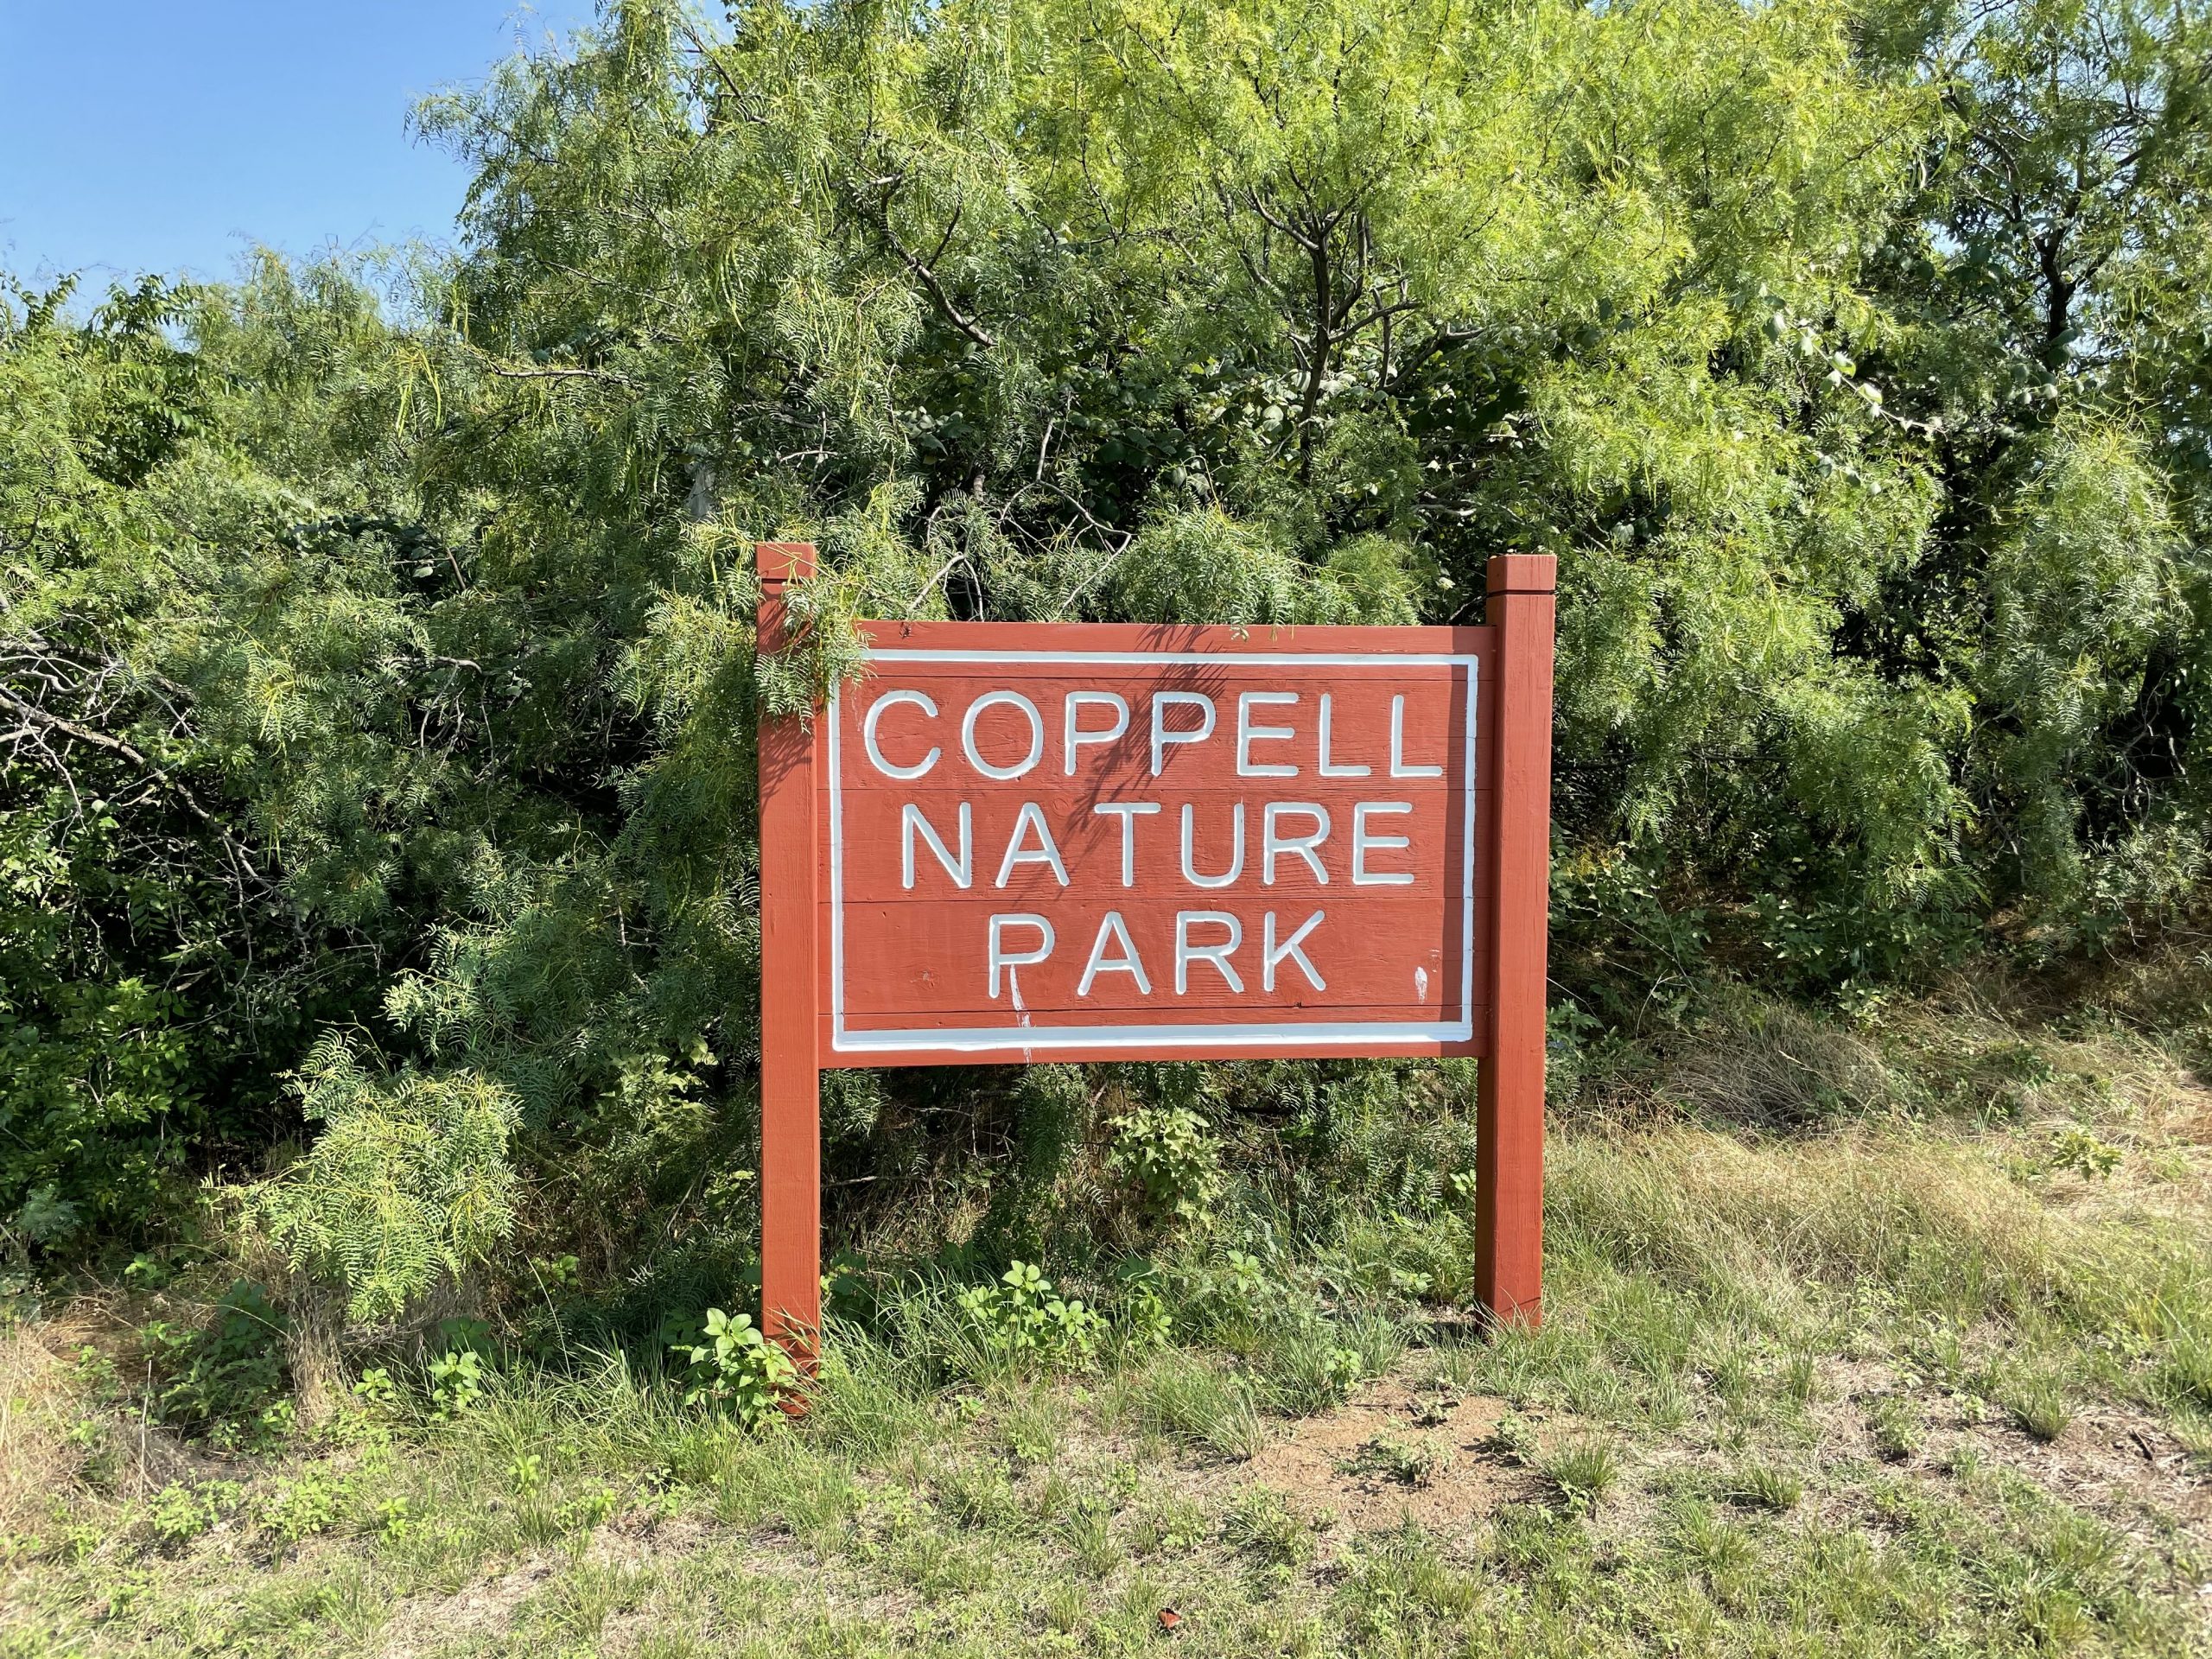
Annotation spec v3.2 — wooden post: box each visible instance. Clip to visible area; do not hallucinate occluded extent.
[1476,552,1555,1328]
[755,541,822,1370]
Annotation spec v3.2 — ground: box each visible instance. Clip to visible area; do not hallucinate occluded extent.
[3,974,2211,1656]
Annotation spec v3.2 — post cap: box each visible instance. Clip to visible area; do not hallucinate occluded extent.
[1484,552,1557,596]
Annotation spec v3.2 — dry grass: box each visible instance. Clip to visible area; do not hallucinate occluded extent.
[0,1325,74,1538]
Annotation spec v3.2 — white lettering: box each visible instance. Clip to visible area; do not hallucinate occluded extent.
[1389,694,1443,778]
[1317,692,1370,778]
[1151,691,1215,776]
[1077,911,1151,996]
[1092,801,1160,887]
[1263,910,1327,992]
[995,801,1071,887]
[962,690,1045,779]
[863,690,940,779]
[1236,691,1299,778]
[900,800,971,889]
[1175,911,1243,994]
[1262,802,1331,885]
[1179,802,1245,888]
[1064,690,1129,775]
[988,913,1054,999]
[1352,801,1414,886]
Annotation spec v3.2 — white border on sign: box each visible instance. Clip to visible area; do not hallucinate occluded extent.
[826,649,1480,1055]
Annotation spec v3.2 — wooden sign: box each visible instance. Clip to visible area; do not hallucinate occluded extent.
[756,543,1555,1364]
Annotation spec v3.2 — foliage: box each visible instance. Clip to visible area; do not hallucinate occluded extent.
[669,1306,799,1425]
[423,1349,486,1420]
[248,1034,520,1321]
[954,1262,1106,1371]
[138,1281,287,1442]
[1,0,2211,1321]
[1104,1106,1225,1224]
[144,1481,240,1548]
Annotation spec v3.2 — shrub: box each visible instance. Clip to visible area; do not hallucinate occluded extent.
[956,1262,1107,1372]
[669,1307,798,1427]
[1106,1107,1225,1225]
[140,1281,286,1443]
[145,1480,239,1548]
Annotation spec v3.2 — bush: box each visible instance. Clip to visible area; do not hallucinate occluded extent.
[669,1308,798,1427]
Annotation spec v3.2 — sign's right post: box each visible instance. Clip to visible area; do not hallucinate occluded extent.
[1476,552,1556,1328]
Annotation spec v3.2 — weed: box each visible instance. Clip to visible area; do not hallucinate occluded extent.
[2003,1373,2075,1443]
[1105,1105,1224,1223]
[1262,1335,1364,1416]
[350,1366,397,1407]
[999,1395,1065,1465]
[2159,1335,2212,1409]
[557,1488,620,1532]
[1724,1461,1803,1511]
[1541,1435,1621,1514]
[145,1480,239,1548]
[257,1468,344,1545]
[1479,1411,1540,1466]
[426,1348,486,1419]
[954,1262,1105,1372]
[671,1307,798,1427]
[371,1495,415,1541]
[1040,1577,1085,1634]
[1224,1489,1310,1568]
[1868,1395,1923,1461]
[508,1452,545,1493]
[1110,1351,1263,1459]
[2046,1125,2123,1179]
[1781,1352,1819,1407]
[1342,1434,1446,1489]
[140,1281,287,1440]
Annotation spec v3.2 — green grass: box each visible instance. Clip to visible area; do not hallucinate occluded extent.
[3,985,2211,1656]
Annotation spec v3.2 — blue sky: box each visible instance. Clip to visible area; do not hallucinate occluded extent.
[0,3,597,286]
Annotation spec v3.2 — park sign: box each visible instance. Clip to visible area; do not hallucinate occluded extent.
[755,543,1555,1366]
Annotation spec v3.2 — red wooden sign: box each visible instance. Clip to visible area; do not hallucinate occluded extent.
[756,543,1555,1367]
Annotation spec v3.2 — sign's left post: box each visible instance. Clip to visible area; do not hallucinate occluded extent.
[754,541,822,1373]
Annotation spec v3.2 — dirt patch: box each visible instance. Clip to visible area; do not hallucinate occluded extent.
[375,1556,563,1658]
[1243,1376,1529,1540]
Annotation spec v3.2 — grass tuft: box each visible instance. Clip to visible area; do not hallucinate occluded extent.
[1541,1434,1622,1515]
[1723,1461,1803,1512]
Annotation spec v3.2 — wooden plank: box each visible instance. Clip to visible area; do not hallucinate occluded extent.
[1475,553,1554,1331]
[756,542,822,1375]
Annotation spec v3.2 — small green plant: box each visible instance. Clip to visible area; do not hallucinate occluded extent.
[372,1495,415,1541]
[956,1262,1106,1371]
[1725,1461,1803,1511]
[670,1306,798,1427]
[1342,1434,1446,1489]
[1541,1435,1621,1515]
[1868,1395,1923,1461]
[2046,1125,2121,1179]
[1388,1266,1434,1300]
[557,1487,620,1532]
[2004,1374,2074,1443]
[257,1468,344,1545]
[507,1452,545,1494]
[351,1366,398,1407]
[1106,1106,1224,1223]
[1116,1273,1173,1351]
[425,1349,486,1419]
[140,1281,287,1439]
[146,1480,239,1548]
[1479,1410,1537,1468]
